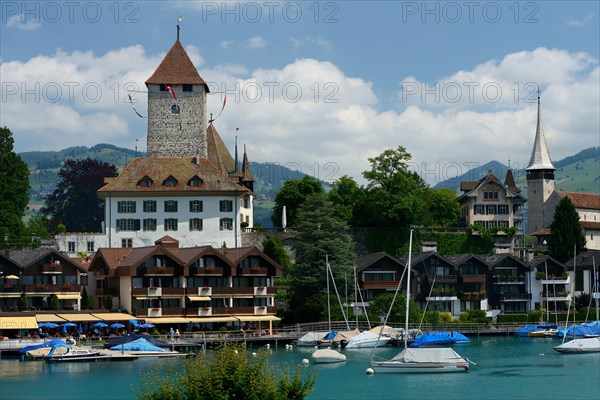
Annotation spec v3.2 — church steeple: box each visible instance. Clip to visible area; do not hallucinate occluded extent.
[525,95,555,172]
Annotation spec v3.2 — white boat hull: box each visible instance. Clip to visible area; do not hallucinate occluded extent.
[554,337,600,354]
[371,361,469,373]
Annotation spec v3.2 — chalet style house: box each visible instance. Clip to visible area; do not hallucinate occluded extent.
[88,236,281,329]
[457,169,526,233]
[0,248,87,311]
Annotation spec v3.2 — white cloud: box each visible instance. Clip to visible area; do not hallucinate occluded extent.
[6,14,41,31]
[289,36,332,51]
[567,12,594,27]
[220,40,233,49]
[247,36,267,49]
[3,46,598,188]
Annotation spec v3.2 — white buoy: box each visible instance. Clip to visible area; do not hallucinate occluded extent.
[301,358,309,365]
[265,344,270,349]
[366,368,375,375]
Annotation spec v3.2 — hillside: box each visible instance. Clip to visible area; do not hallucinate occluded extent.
[21,144,325,227]
[435,147,599,195]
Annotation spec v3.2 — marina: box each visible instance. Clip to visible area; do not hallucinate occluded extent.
[1,336,599,400]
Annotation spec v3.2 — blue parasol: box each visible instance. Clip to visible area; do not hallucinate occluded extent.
[45,322,59,329]
[78,324,83,333]
[129,319,140,327]
[140,323,154,328]
[92,322,108,328]
[110,323,125,329]
[62,322,77,327]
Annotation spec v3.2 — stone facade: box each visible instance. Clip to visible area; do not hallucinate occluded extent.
[147,83,207,158]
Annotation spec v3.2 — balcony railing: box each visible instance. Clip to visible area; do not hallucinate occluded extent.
[143,266,174,276]
[42,263,63,274]
[24,284,81,292]
[428,275,458,284]
[238,267,268,276]
[498,293,532,301]
[363,281,401,289]
[0,284,20,293]
[460,291,485,300]
[462,274,486,283]
[191,267,224,276]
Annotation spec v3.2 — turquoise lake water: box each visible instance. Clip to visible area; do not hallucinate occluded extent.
[1,336,599,400]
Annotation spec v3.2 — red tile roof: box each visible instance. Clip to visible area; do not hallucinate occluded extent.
[580,221,600,230]
[556,191,600,210]
[145,40,208,89]
[97,157,250,196]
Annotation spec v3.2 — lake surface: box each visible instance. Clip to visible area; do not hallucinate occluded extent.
[1,336,599,400]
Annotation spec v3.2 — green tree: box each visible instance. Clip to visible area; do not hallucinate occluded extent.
[271,175,324,228]
[0,127,29,240]
[327,175,364,225]
[356,146,428,227]
[81,287,89,309]
[548,196,586,262]
[367,292,422,324]
[21,292,29,309]
[134,344,316,400]
[104,294,113,310]
[24,215,51,246]
[42,158,118,232]
[287,193,355,323]
[262,236,292,271]
[426,188,460,227]
[51,294,60,310]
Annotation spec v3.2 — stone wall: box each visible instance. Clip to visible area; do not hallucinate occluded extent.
[147,84,207,158]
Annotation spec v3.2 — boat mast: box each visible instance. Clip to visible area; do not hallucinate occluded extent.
[326,254,331,333]
[404,229,413,349]
[544,261,549,322]
[594,257,599,322]
[354,263,359,329]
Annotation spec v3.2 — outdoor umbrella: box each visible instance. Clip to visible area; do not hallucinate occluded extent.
[140,323,154,328]
[6,275,19,280]
[129,319,139,327]
[110,323,125,329]
[37,322,49,328]
[62,322,77,327]
[92,322,108,328]
[78,324,83,334]
[46,323,59,329]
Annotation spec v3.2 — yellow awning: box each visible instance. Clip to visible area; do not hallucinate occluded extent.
[235,315,281,322]
[0,293,20,298]
[146,317,190,324]
[56,313,101,322]
[36,314,66,323]
[0,316,38,330]
[187,296,211,301]
[56,294,82,300]
[91,313,140,321]
[187,317,238,323]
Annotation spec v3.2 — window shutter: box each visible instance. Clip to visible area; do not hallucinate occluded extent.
[115,219,121,232]
[135,219,141,230]
[132,202,137,213]
[174,201,178,212]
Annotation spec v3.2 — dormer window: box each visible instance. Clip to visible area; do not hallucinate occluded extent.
[162,176,178,187]
[188,176,203,187]
[137,176,153,187]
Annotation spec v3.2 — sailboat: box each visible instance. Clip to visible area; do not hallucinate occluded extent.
[369,230,472,373]
[528,261,558,337]
[555,255,600,354]
[311,255,347,363]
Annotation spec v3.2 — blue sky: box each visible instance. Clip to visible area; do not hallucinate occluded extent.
[1,1,599,185]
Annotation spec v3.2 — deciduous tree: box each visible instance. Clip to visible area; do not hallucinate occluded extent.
[271,175,324,228]
[426,188,460,227]
[0,127,29,238]
[42,158,117,232]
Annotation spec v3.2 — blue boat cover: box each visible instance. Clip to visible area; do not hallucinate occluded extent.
[410,331,470,347]
[556,324,596,338]
[19,339,67,354]
[322,331,337,341]
[514,324,557,336]
[110,337,165,352]
[105,333,170,349]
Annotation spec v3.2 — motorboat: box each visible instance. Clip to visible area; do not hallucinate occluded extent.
[342,330,391,349]
[554,337,600,353]
[370,347,470,373]
[45,343,106,363]
[311,348,347,363]
[514,323,558,337]
[296,331,329,347]
[527,327,558,338]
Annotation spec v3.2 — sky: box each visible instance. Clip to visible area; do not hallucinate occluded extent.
[1,1,599,186]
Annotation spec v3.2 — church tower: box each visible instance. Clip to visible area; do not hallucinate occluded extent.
[145,40,209,158]
[526,96,555,234]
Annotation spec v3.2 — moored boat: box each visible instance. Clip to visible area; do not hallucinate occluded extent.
[554,337,600,353]
[371,347,470,373]
[311,348,347,363]
[44,343,105,363]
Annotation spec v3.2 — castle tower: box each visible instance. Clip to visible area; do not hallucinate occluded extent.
[145,40,209,158]
[526,96,555,234]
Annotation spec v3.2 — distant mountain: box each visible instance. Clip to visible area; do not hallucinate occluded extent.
[434,147,599,195]
[21,144,328,227]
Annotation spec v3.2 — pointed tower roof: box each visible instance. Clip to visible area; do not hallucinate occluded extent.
[206,123,236,175]
[241,145,254,182]
[526,96,555,171]
[145,40,209,90]
[504,169,520,193]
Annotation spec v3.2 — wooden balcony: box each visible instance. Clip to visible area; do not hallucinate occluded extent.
[428,275,457,284]
[143,266,174,276]
[24,284,81,293]
[460,291,485,300]
[238,267,268,276]
[161,287,185,296]
[462,274,486,283]
[212,287,255,296]
[363,281,401,289]
[191,267,224,276]
[42,263,63,274]
[0,284,21,293]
